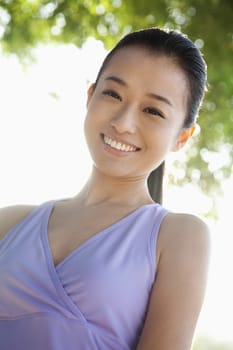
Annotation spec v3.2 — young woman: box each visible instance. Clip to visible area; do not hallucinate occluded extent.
[0,28,210,350]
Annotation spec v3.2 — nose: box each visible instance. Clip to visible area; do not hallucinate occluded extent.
[110,106,137,134]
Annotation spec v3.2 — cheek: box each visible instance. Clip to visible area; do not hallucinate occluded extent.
[83,110,94,146]
[146,125,180,155]
[84,100,99,131]
[84,101,105,146]
[85,98,105,124]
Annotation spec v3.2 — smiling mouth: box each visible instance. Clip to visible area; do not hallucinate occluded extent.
[102,134,140,152]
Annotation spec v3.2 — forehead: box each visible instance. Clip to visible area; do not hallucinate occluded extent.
[99,46,187,87]
[98,46,188,113]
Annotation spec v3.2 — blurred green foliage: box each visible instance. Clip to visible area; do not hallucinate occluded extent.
[193,336,233,350]
[0,0,232,212]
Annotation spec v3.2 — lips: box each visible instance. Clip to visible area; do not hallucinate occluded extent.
[102,134,140,152]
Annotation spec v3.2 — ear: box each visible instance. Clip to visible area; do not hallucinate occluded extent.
[172,124,196,152]
[86,83,95,107]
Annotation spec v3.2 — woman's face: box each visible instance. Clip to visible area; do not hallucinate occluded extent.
[84,46,192,180]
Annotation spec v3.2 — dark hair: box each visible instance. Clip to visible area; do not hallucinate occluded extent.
[94,28,207,204]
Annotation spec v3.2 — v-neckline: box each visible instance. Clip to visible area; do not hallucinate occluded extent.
[42,200,157,270]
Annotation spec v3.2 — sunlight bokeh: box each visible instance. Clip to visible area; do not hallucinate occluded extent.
[0,39,232,345]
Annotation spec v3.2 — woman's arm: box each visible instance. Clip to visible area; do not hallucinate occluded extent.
[136,213,211,350]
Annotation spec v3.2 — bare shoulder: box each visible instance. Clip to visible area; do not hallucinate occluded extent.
[157,212,211,258]
[0,205,36,240]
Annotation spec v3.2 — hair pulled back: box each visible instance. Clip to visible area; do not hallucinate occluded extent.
[94,27,207,204]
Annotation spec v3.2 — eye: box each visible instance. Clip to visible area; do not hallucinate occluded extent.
[144,107,165,119]
[102,89,122,101]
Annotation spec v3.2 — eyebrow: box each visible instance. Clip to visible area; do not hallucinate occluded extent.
[105,75,173,107]
[147,93,173,108]
[105,76,127,86]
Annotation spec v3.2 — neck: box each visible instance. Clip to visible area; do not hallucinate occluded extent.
[76,166,154,207]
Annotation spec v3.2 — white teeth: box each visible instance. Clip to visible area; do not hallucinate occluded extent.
[112,140,117,148]
[103,135,137,152]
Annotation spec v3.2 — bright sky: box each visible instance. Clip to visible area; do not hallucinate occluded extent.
[0,39,232,345]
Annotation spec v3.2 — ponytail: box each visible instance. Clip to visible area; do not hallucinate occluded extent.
[147,162,165,205]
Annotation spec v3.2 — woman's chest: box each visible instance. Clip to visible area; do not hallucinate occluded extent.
[47,205,138,267]
[52,215,154,341]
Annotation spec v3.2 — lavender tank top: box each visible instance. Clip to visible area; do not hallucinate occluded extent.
[0,201,168,350]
